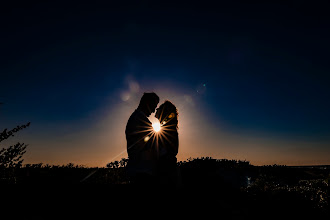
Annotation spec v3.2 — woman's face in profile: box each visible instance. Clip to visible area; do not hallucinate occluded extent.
[155,106,166,121]
[155,107,161,120]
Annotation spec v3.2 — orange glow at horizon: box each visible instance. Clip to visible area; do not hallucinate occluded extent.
[17,88,330,167]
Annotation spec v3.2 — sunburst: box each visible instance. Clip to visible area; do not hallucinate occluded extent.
[111,108,178,163]
[152,121,161,132]
[148,113,177,155]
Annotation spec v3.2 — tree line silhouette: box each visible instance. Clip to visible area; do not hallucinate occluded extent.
[0,122,30,184]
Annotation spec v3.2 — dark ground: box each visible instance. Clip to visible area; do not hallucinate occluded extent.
[1,158,329,219]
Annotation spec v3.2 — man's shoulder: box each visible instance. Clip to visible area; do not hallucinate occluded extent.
[129,110,143,120]
[127,110,150,125]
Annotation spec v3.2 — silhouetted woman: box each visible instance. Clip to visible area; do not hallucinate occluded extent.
[155,100,179,186]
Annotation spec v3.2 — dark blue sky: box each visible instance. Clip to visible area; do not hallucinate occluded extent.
[1,1,330,165]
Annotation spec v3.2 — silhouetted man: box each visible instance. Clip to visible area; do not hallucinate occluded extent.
[125,92,159,186]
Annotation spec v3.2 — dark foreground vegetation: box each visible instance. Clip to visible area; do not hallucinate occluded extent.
[1,157,329,218]
[1,125,329,218]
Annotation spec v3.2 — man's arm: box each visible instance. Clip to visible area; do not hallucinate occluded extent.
[126,116,153,157]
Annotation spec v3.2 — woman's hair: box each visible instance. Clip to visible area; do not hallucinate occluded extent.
[156,100,179,129]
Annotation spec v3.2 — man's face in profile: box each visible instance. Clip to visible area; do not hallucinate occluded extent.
[147,101,158,116]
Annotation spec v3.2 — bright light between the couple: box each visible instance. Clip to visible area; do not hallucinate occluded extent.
[152,122,161,132]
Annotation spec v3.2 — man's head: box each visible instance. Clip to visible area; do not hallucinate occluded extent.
[137,92,160,116]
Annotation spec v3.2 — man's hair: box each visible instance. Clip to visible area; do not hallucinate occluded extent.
[138,92,159,108]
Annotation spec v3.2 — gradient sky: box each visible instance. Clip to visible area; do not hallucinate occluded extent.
[1,1,330,166]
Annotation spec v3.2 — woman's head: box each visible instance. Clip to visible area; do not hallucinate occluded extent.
[155,100,178,128]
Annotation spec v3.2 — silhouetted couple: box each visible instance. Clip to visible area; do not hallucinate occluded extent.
[125,92,179,187]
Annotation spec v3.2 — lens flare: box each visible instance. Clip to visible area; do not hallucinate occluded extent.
[144,136,150,142]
